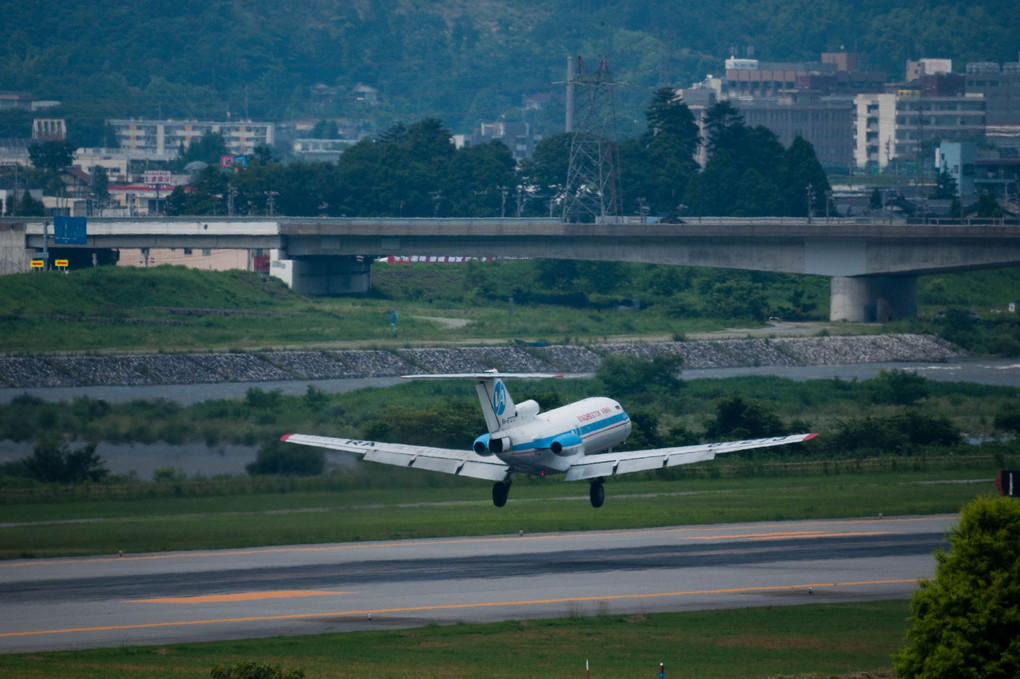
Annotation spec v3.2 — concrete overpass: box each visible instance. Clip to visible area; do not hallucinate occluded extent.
[7,216,1020,322]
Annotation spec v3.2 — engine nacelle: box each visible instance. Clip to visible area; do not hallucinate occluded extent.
[473,433,513,456]
[549,432,583,456]
[473,434,494,456]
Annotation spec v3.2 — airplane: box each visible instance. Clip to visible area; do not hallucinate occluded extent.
[281,370,818,508]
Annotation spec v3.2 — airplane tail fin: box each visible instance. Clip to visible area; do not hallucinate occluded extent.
[475,375,516,434]
[401,370,561,435]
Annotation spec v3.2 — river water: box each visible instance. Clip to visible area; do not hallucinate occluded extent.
[1,359,1017,479]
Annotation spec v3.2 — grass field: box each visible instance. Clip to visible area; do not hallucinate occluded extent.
[0,601,910,678]
[0,461,1000,560]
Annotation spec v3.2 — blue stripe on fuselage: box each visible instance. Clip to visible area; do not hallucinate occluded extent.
[511,410,630,452]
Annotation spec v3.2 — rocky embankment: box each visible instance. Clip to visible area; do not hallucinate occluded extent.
[0,334,960,389]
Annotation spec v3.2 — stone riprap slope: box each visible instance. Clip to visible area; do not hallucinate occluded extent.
[0,334,960,389]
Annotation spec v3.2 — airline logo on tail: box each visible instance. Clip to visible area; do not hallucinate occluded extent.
[492,381,507,416]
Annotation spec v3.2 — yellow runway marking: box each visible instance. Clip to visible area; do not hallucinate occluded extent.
[1,579,920,639]
[0,514,951,570]
[133,590,347,604]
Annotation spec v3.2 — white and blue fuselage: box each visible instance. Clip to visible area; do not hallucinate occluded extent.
[474,396,632,476]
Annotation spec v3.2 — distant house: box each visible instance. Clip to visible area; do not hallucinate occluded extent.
[352,84,380,106]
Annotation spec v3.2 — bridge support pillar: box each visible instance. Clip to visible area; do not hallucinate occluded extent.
[830,275,917,322]
[287,256,372,296]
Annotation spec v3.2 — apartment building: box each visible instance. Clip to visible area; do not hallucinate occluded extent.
[854,90,985,171]
[108,119,276,159]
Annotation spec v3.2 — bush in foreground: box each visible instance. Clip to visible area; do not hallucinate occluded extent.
[895,495,1020,678]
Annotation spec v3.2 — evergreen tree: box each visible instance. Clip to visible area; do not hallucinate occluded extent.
[895,496,1020,679]
[178,132,229,168]
[90,165,110,211]
[642,86,699,157]
[778,137,831,217]
[931,166,959,200]
[976,192,1004,218]
[28,140,76,174]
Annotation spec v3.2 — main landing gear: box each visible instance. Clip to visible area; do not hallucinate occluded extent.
[589,478,605,508]
[492,479,511,507]
[492,477,605,508]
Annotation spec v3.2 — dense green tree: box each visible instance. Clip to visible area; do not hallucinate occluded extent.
[11,190,46,216]
[311,119,339,139]
[596,353,683,397]
[705,394,784,440]
[869,187,883,210]
[931,166,959,200]
[442,140,517,217]
[178,132,229,168]
[21,440,108,484]
[778,137,831,217]
[28,140,76,173]
[684,148,741,216]
[702,100,745,154]
[246,440,324,476]
[865,369,930,405]
[895,496,1020,679]
[90,165,110,211]
[976,192,1004,218]
[642,86,699,156]
[733,168,781,216]
[686,102,790,216]
[165,165,229,215]
[518,132,572,217]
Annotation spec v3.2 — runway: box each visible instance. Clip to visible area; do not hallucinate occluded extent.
[0,514,953,654]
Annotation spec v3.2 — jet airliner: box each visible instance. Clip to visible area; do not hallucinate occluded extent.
[282,370,817,507]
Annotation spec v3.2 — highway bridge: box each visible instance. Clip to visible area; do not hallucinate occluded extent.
[4,216,1020,322]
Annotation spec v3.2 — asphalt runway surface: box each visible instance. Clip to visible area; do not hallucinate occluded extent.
[0,514,953,654]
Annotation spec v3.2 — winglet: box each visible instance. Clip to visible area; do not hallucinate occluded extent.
[280,434,292,442]
[803,433,819,441]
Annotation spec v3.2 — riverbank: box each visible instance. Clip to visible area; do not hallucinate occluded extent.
[0,333,961,390]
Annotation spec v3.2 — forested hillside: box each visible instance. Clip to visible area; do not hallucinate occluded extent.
[2,0,1018,142]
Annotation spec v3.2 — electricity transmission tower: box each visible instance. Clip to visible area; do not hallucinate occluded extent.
[562,56,622,223]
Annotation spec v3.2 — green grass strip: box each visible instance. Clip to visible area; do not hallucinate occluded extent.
[0,600,908,678]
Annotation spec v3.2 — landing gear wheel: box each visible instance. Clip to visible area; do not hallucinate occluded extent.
[492,480,511,507]
[589,479,605,508]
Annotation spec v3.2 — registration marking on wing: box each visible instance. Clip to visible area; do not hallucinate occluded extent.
[132,590,347,604]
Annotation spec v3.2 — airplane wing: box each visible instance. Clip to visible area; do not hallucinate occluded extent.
[563,433,818,481]
[280,434,511,482]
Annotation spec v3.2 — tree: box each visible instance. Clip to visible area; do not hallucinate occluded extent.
[778,137,831,217]
[28,140,76,173]
[976,192,1004,218]
[869,188,883,210]
[642,86,699,156]
[596,353,682,397]
[894,496,1020,679]
[247,440,325,476]
[178,131,228,168]
[705,394,784,440]
[21,440,108,484]
[931,165,959,200]
[619,88,700,217]
[12,190,46,216]
[165,164,229,215]
[442,140,517,217]
[702,100,744,155]
[865,369,929,405]
[518,132,572,217]
[90,165,110,212]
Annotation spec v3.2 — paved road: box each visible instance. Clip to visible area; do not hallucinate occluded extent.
[0,515,952,654]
